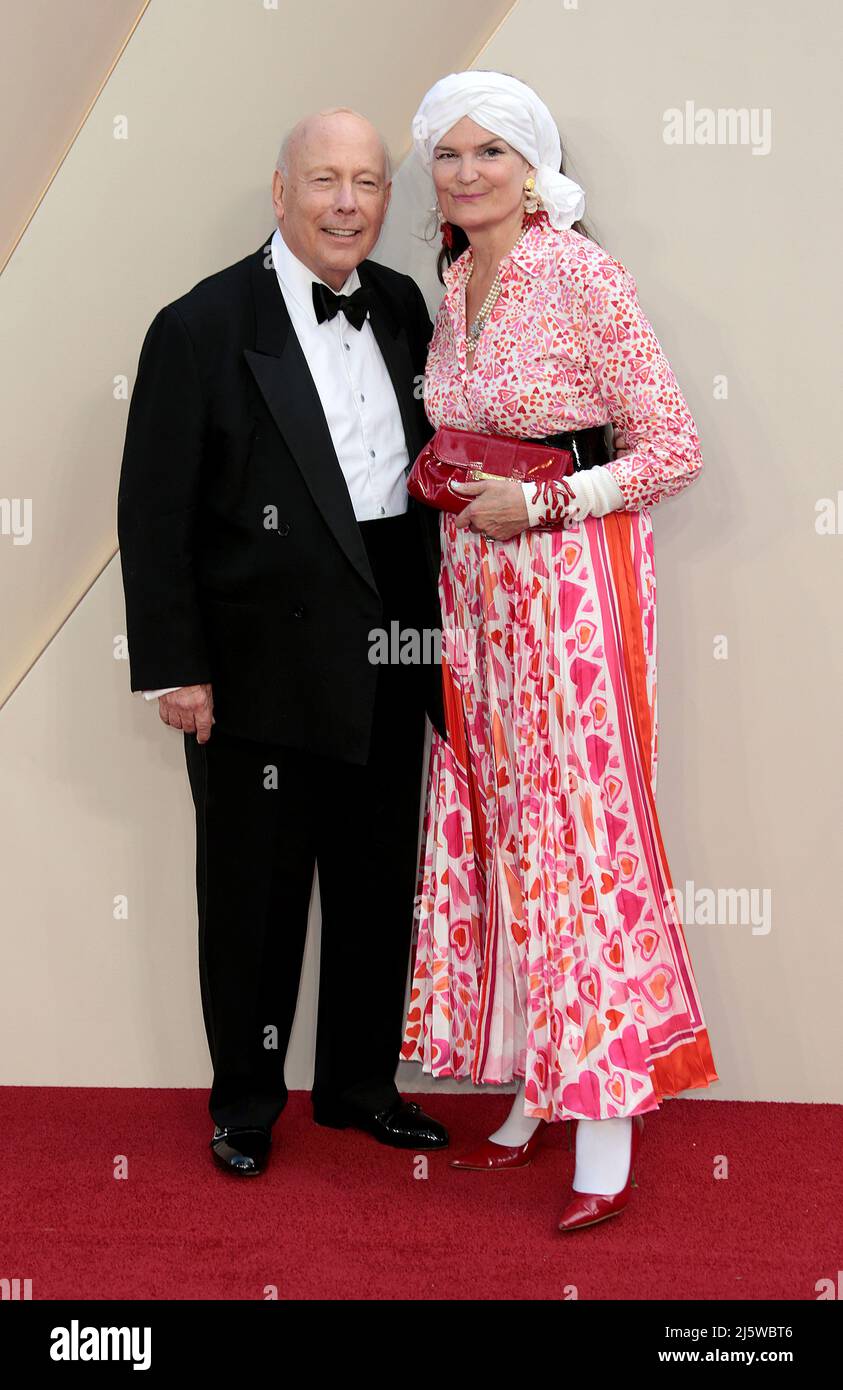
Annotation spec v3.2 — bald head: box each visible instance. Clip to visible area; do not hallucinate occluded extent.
[271,107,393,290]
[277,108,392,182]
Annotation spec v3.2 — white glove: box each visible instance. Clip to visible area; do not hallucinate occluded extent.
[522,464,626,528]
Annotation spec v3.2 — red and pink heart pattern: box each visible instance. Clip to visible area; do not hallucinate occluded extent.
[401,221,718,1120]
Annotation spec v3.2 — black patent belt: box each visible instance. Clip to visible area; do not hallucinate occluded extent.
[532,423,612,471]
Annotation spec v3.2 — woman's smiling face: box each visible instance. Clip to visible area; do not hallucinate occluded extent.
[432,117,531,234]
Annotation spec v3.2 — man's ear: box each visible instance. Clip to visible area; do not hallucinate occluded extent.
[271,168,285,221]
[382,179,393,217]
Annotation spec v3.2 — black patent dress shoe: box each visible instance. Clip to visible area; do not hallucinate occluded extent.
[313,1098,448,1150]
[209,1125,271,1176]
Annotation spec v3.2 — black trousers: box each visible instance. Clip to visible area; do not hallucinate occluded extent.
[184,513,429,1131]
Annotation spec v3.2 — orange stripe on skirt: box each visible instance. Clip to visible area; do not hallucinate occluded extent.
[604,512,718,1097]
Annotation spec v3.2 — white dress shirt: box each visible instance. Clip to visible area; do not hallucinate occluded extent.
[270,227,410,520]
[142,227,412,700]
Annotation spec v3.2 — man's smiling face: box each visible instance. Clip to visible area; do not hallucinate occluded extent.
[272,110,392,290]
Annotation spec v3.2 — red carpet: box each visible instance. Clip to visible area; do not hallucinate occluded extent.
[1,1089,840,1300]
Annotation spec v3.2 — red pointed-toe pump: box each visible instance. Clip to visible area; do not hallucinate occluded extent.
[556,1114,644,1232]
[450,1117,575,1171]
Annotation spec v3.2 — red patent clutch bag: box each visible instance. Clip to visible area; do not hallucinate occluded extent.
[407,425,576,515]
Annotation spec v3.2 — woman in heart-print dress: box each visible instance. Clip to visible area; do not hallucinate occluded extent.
[401,71,718,1231]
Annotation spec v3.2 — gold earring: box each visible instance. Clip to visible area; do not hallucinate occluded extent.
[523,175,541,214]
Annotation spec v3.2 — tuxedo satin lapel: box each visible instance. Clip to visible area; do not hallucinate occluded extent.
[359,264,422,468]
[245,241,378,596]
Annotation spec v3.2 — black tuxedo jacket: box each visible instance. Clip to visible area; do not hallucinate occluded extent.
[117,235,445,763]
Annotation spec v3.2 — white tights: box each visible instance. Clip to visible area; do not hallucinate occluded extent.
[490,1081,634,1195]
[488,1083,544,1147]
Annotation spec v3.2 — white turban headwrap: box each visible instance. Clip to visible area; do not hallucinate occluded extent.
[412,70,585,231]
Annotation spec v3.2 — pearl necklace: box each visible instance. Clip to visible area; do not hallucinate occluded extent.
[465,227,529,349]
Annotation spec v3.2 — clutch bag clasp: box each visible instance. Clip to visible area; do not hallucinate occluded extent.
[466,457,557,482]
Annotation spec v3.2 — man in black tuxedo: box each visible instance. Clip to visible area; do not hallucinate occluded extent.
[118,107,448,1175]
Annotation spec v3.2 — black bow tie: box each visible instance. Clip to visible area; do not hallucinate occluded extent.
[312,281,370,331]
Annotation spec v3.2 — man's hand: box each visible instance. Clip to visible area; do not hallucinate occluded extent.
[452,478,529,541]
[158,684,215,743]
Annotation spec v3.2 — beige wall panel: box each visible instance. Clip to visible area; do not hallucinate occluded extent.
[0,0,147,266]
[0,0,515,707]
